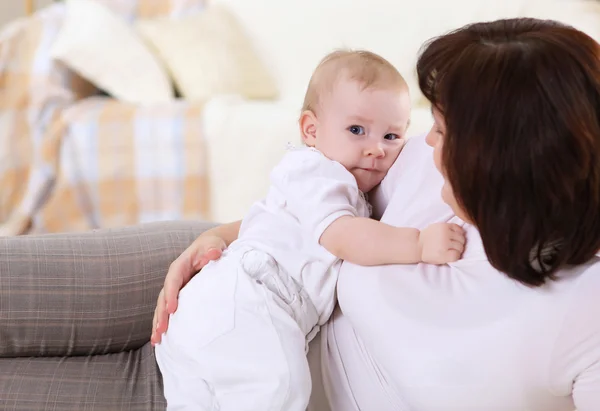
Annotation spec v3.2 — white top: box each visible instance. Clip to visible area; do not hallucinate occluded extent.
[236,147,371,324]
[310,135,600,411]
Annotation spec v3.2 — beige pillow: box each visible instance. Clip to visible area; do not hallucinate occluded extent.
[50,0,173,105]
[136,5,278,102]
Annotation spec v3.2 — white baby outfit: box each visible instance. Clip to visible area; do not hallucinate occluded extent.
[155,147,371,410]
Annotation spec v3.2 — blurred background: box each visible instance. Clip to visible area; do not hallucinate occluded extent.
[0,0,598,235]
[0,1,51,28]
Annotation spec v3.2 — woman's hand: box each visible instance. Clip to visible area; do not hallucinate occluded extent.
[150,235,226,345]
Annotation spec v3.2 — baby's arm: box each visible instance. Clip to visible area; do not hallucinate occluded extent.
[272,150,465,266]
[320,217,465,266]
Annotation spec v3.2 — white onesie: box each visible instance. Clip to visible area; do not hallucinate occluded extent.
[155,147,371,411]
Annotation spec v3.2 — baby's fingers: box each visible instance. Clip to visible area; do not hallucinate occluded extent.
[445,248,462,263]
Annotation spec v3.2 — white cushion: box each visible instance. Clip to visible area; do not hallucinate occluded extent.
[136,4,277,103]
[50,0,173,105]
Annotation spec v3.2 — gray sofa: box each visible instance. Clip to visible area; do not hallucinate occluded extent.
[0,221,215,411]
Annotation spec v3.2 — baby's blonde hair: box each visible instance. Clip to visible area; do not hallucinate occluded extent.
[301,49,408,115]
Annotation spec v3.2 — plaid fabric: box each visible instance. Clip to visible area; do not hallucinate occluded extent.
[0,1,211,235]
[32,97,210,233]
[0,220,214,410]
[0,220,214,357]
[0,4,97,235]
[0,345,165,411]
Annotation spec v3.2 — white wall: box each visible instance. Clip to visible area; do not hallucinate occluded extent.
[0,0,53,29]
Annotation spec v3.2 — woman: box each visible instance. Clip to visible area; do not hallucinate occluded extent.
[152,18,600,410]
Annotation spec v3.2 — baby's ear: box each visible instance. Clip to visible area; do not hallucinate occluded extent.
[299,110,318,146]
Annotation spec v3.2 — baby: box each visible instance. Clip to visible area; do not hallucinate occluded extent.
[155,50,465,411]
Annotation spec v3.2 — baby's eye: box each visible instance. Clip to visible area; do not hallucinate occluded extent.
[348,125,365,135]
[384,133,399,140]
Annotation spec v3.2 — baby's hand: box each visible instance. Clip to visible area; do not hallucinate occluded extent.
[418,222,465,264]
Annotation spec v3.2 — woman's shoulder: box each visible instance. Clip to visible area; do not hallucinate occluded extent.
[383,134,433,183]
[372,134,441,217]
[547,256,600,394]
[553,255,600,299]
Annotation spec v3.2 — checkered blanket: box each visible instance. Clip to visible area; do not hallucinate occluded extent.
[35,97,209,233]
[0,0,209,235]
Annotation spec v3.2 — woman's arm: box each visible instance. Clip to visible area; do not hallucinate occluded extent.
[151,220,241,344]
[201,220,242,247]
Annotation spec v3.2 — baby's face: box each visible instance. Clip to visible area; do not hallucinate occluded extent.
[311,79,410,192]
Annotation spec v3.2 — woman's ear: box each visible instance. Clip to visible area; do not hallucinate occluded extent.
[299,110,318,147]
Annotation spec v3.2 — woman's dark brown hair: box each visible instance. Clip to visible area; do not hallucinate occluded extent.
[417,18,600,286]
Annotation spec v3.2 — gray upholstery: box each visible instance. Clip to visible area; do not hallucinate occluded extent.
[0,221,216,410]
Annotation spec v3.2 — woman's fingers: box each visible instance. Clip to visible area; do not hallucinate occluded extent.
[203,248,223,265]
[151,289,168,345]
[164,255,188,315]
[154,236,228,343]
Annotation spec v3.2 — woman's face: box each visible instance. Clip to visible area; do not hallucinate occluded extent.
[425,109,470,222]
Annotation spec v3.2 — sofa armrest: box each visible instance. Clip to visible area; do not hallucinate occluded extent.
[0,220,216,358]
